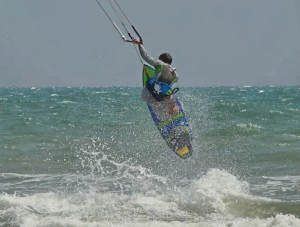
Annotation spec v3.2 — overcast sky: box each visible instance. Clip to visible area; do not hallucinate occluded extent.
[0,0,300,87]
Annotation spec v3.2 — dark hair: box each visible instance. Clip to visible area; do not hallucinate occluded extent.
[159,53,172,64]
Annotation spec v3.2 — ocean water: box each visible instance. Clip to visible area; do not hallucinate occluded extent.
[0,86,300,227]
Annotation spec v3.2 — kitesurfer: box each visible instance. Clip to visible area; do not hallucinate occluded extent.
[132,40,180,115]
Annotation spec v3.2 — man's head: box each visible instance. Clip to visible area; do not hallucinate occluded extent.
[159,53,172,65]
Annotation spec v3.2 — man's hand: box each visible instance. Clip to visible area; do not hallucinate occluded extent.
[132,39,142,45]
[168,103,179,115]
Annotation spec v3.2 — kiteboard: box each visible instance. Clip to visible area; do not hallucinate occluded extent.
[142,64,193,159]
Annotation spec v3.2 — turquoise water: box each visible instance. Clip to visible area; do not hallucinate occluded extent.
[1,86,300,226]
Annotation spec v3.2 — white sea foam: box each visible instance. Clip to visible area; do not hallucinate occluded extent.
[176,168,251,216]
[237,123,262,130]
[1,169,300,226]
[289,108,300,113]
[94,91,108,94]
[58,100,76,104]
[280,97,293,102]
[270,110,284,114]
[252,175,300,198]
[283,133,300,139]
[275,143,291,147]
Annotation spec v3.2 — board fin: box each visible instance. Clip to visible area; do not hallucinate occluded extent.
[176,146,190,157]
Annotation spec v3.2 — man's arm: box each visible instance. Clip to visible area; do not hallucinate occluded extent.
[138,44,163,66]
[171,70,179,86]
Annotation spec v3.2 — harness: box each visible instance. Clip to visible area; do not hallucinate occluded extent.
[145,76,179,102]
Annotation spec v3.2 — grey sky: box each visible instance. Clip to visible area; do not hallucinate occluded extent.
[0,0,300,87]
